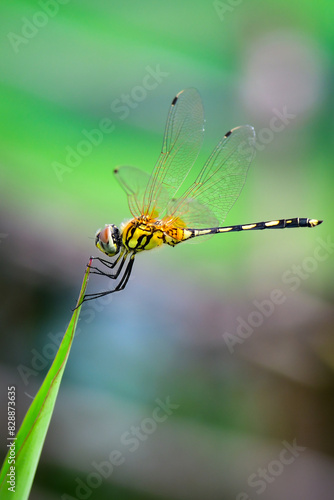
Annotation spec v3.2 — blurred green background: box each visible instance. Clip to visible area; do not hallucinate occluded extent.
[1,1,334,499]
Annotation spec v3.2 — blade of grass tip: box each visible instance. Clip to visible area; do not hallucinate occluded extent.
[0,258,92,500]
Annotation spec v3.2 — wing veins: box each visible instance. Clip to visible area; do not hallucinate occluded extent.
[166,125,255,227]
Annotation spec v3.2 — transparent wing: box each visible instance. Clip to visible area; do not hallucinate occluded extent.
[114,166,168,218]
[166,197,219,228]
[141,88,205,218]
[166,125,256,228]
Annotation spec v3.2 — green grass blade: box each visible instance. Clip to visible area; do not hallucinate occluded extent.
[0,259,92,499]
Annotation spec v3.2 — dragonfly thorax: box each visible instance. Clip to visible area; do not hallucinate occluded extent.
[121,217,164,253]
[95,224,122,257]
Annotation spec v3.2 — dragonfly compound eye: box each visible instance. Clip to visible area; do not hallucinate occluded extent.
[95,224,121,256]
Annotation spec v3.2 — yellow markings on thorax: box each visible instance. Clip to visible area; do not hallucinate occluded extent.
[265,220,280,227]
[122,218,164,252]
[241,223,256,230]
[122,216,195,252]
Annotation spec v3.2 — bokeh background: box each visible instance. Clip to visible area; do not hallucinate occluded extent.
[1,1,334,499]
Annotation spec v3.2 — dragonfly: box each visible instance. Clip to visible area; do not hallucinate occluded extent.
[82,88,322,304]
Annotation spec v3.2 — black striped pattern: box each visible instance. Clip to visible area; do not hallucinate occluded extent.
[193,217,323,238]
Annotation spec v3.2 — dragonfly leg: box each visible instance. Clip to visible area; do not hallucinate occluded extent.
[76,255,135,306]
[89,253,127,279]
[90,253,123,270]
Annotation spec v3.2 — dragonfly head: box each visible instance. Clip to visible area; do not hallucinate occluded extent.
[95,224,122,257]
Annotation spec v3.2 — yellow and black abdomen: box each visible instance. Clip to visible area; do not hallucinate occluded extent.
[163,226,195,246]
